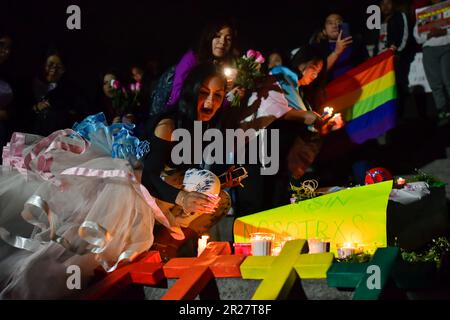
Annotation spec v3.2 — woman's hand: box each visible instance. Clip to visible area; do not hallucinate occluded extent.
[317,113,344,135]
[282,109,322,127]
[303,111,322,126]
[334,31,353,55]
[122,113,135,124]
[229,86,246,99]
[112,116,121,124]
[176,190,220,214]
[33,100,50,112]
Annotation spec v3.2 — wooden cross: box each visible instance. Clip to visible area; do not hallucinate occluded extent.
[161,241,246,300]
[327,247,401,300]
[239,239,334,300]
[82,251,164,300]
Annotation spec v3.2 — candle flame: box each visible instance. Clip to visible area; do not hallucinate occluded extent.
[223,67,236,79]
[324,106,334,115]
[344,242,355,248]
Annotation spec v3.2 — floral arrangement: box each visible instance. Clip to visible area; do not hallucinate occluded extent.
[230,49,265,107]
[110,79,142,117]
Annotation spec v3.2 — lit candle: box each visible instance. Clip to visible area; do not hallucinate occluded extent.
[337,242,357,259]
[271,245,282,256]
[197,235,209,256]
[223,67,237,82]
[308,238,330,254]
[396,177,406,188]
[321,106,334,118]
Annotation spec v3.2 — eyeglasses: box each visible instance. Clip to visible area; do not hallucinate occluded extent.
[46,62,64,69]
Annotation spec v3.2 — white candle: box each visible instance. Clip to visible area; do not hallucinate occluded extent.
[337,242,357,258]
[197,235,209,256]
[323,106,334,117]
[250,233,274,256]
[271,245,282,256]
[338,247,355,258]
[396,177,406,187]
[308,239,330,254]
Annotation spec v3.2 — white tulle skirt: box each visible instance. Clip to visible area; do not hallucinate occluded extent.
[0,129,170,299]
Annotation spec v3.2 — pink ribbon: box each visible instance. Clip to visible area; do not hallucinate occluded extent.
[1,130,88,183]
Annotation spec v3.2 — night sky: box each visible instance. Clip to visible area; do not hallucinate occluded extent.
[1,0,376,89]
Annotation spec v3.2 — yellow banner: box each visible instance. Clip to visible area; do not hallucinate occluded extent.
[234,181,392,254]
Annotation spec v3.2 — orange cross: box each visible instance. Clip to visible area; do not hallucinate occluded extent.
[162,242,246,300]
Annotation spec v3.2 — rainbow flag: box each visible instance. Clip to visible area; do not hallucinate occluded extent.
[323,50,397,144]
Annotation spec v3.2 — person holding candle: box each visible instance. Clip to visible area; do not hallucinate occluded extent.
[267,46,343,206]
[149,18,239,116]
[232,46,342,213]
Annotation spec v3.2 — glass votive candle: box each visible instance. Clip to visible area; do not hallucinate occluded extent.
[250,232,275,256]
[233,243,252,256]
[271,245,282,256]
[308,238,330,254]
[336,242,357,259]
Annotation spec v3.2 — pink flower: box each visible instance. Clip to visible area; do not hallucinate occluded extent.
[255,51,265,64]
[111,80,120,90]
[130,83,136,91]
[135,82,142,91]
[246,49,256,59]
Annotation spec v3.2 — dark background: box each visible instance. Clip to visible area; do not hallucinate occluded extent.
[1,0,376,89]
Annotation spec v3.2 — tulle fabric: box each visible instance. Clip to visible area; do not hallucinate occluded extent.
[0,126,169,299]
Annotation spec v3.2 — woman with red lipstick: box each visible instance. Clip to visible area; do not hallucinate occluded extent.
[143,63,233,259]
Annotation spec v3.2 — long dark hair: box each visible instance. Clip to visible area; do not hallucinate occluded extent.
[37,46,66,83]
[176,63,225,129]
[196,18,238,65]
[291,45,327,109]
[148,63,226,137]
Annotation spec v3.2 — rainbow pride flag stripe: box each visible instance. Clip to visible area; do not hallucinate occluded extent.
[323,50,397,144]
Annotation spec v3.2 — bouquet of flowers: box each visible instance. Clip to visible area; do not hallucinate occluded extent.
[230,49,265,107]
[110,79,142,118]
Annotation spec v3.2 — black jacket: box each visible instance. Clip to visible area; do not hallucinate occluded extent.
[372,11,409,55]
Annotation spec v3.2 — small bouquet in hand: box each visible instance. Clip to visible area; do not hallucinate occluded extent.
[230,49,265,107]
[110,80,142,123]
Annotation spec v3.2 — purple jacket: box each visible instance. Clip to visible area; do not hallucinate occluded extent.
[166,50,198,106]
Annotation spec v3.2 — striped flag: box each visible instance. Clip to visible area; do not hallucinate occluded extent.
[322,50,397,144]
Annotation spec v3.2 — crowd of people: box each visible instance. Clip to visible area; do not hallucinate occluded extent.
[0,0,449,298]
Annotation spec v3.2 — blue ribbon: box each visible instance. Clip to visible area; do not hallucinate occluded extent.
[72,112,150,160]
